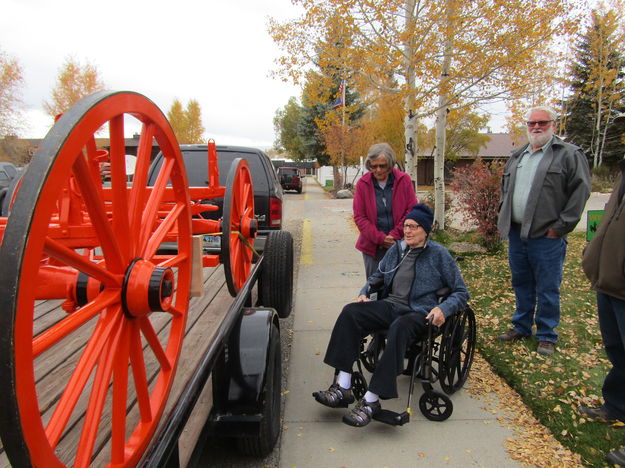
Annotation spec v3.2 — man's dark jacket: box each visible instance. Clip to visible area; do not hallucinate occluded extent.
[497,136,591,239]
[583,160,625,301]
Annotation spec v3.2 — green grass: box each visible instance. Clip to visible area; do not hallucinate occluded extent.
[431,228,488,247]
[454,231,623,467]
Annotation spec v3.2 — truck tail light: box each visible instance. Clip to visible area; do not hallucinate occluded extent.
[269,197,282,227]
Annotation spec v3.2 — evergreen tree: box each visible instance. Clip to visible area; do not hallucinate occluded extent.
[297,93,330,164]
[563,8,625,168]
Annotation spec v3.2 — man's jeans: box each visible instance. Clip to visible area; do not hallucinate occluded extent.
[508,226,566,343]
[597,292,625,421]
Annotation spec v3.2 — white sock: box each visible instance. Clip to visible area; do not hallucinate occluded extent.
[364,391,379,403]
[337,371,351,390]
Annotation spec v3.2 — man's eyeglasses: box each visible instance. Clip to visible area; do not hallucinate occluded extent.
[526,120,554,127]
[370,164,388,170]
[403,223,421,231]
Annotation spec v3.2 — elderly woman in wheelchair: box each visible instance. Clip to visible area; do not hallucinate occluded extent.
[313,203,472,427]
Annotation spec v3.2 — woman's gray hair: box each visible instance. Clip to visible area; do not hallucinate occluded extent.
[365,142,396,170]
[526,106,558,121]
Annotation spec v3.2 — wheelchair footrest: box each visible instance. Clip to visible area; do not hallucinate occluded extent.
[373,409,410,426]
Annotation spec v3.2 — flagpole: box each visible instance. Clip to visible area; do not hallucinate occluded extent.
[341,79,346,187]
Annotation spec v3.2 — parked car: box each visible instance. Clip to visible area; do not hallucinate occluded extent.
[277,167,302,193]
[0,162,21,215]
[147,145,283,252]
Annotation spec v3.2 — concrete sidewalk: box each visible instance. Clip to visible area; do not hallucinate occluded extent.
[279,181,525,468]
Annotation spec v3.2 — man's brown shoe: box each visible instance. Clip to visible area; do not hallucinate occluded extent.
[498,329,528,342]
[537,341,555,355]
[606,446,625,466]
[578,405,617,423]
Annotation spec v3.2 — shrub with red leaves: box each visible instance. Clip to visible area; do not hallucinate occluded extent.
[450,158,504,250]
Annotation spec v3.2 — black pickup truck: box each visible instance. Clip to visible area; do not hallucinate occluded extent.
[148,145,284,253]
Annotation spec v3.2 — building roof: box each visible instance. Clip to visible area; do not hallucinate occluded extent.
[474,133,518,158]
[419,132,521,159]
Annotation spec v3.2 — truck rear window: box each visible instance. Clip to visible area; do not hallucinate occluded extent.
[151,150,270,191]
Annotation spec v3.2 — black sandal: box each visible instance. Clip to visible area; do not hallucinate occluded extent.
[313,383,355,408]
[342,398,381,427]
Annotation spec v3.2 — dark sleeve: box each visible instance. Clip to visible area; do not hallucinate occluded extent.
[551,148,591,236]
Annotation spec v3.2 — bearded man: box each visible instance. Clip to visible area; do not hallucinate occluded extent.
[496,106,591,356]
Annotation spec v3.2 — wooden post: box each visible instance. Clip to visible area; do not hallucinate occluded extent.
[190,235,204,297]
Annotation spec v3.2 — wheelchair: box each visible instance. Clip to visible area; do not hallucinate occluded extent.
[348,277,476,425]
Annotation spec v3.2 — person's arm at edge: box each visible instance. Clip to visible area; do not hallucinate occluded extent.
[435,251,470,318]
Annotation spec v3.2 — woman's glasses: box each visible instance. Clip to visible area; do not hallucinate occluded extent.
[370,163,388,170]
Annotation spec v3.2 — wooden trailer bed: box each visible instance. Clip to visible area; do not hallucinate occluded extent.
[0,264,240,468]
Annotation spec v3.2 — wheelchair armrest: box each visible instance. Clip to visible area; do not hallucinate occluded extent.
[367,277,385,300]
[435,287,451,302]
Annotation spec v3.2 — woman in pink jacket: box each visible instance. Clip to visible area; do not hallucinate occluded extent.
[353,142,418,278]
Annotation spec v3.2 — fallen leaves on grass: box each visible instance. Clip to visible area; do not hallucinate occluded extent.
[459,233,622,466]
[468,353,584,467]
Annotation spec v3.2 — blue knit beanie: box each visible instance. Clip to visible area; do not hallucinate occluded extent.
[405,203,434,234]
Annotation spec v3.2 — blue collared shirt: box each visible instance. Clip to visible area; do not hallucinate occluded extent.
[511,137,553,224]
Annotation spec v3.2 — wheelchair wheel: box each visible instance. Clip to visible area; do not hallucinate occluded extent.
[359,333,385,373]
[439,306,476,395]
[351,370,368,400]
[419,391,453,421]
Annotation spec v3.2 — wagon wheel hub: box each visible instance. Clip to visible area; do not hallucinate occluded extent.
[241,217,258,239]
[122,258,175,317]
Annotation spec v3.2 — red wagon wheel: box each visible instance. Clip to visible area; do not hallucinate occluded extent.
[220,158,257,296]
[0,91,192,467]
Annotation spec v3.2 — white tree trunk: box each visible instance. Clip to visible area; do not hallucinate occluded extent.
[434,102,447,230]
[403,0,418,190]
[433,0,454,230]
[592,76,604,168]
[404,109,418,186]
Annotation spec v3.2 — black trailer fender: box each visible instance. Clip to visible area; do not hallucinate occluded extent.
[210,307,280,437]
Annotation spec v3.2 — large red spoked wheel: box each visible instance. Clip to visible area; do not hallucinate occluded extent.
[0,91,192,467]
[220,158,256,296]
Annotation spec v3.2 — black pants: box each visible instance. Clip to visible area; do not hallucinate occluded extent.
[323,300,427,399]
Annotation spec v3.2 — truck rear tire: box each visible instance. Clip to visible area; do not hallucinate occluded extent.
[236,323,281,457]
[260,230,293,318]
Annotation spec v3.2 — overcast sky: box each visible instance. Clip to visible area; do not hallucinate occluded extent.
[2,0,302,148]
